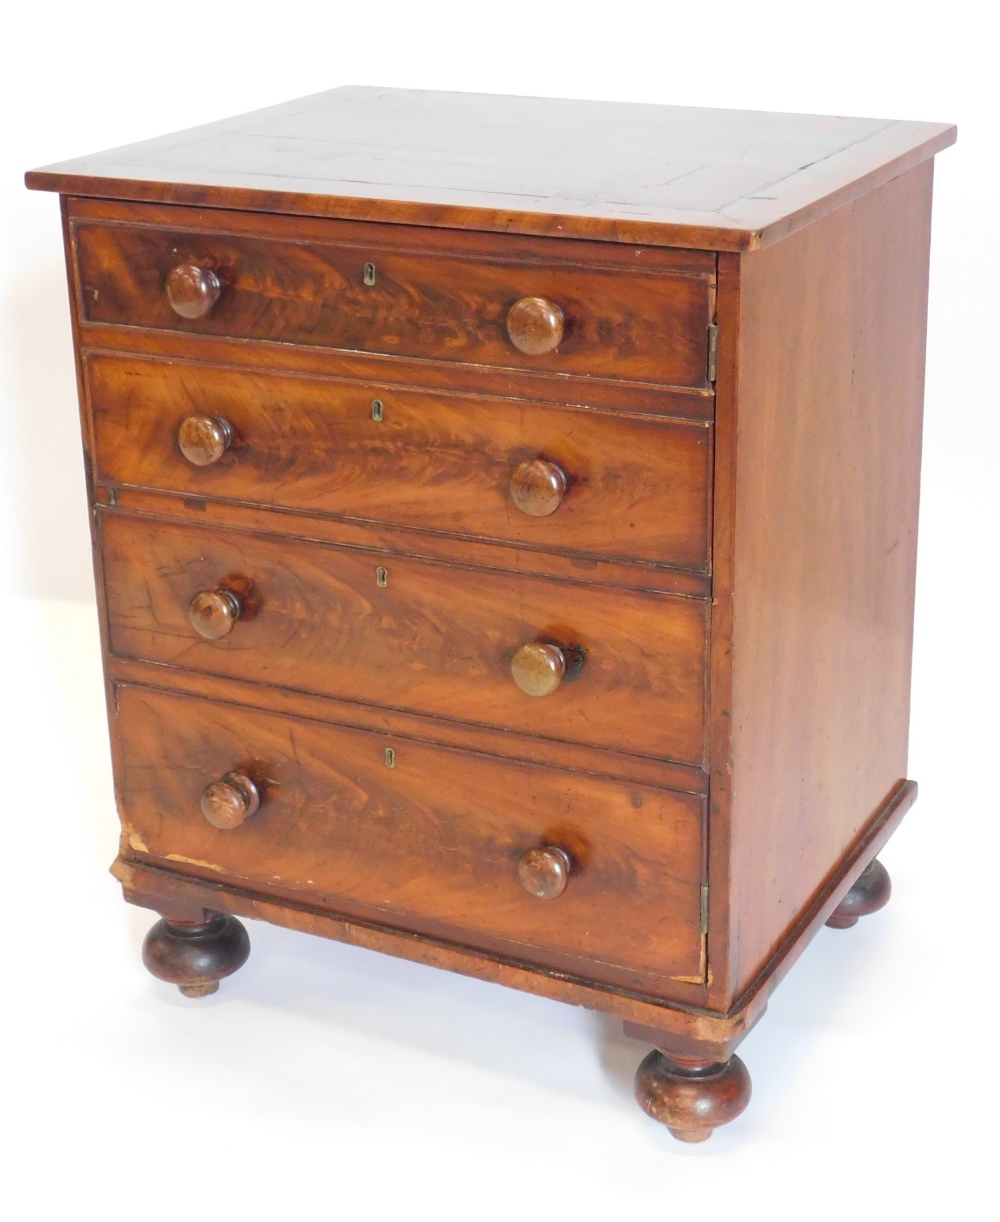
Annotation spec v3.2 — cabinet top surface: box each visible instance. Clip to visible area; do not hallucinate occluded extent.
[26,86,955,251]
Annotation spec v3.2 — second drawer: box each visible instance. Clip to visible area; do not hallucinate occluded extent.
[101,513,707,764]
[86,353,712,571]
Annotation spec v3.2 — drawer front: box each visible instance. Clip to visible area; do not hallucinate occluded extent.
[101,514,707,764]
[88,354,712,571]
[73,219,714,388]
[116,685,705,989]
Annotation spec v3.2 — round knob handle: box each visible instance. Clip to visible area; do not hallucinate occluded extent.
[506,296,565,356]
[200,771,260,830]
[178,415,232,467]
[510,458,567,517]
[511,642,566,697]
[166,264,221,320]
[518,845,572,900]
[188,588,242,640]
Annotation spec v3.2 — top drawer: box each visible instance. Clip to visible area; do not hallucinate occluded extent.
[70,204,716,389]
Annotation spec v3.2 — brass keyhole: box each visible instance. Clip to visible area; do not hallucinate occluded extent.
[371,398,384,421]
[384,747,395,768]
[376,566,388,587]
[363,262,376,286]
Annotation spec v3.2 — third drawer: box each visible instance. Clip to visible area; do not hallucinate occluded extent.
[101,512,707,764]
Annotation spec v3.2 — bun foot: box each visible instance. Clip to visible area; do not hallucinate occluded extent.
[142,913,250,997]
[634,1050,751,1142]
[826,858,891,929]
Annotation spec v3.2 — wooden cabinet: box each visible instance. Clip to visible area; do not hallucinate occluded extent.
[26,87,955,1142]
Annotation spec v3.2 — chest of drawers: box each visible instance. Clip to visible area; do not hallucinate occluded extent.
[26,88,955,1142]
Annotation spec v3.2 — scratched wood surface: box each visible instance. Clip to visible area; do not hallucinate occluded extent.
[87,352,712,570]
[115,684,706,991]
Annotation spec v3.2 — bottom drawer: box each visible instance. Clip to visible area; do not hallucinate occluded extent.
[115,685,705,991]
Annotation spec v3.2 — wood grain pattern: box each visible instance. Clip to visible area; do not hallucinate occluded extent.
[72,211,714,388]
[104,485,713,600]
[77,318,715,421]
[85,352,713,571]
[115,684,706,991]
[716,162,934,999]
[106,656,710,796]
[29,94,953,1120]
[27,88,955,250]
[100,511,708,763]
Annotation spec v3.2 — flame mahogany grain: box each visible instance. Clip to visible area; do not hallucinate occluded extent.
[26,91,953,1142]
[115,684,706,992]
[84,352,712,571]
[99,510,708,764]
[73,211,713,388]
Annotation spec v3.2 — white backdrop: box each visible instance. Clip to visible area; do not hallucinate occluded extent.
[2,2,997,1218]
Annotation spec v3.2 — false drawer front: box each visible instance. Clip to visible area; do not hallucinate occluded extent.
[87,354,712,571]
[101,513,707,764]
[116,684,706,990]
[72,212,715,389]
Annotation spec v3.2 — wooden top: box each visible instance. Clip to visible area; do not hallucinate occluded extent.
[26,87,955,251]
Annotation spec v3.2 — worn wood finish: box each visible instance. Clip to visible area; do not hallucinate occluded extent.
[106,656,710,797]
[177,414,232,466]
[114,774,918,1058]
[100,510,708,763]
[72,210,714,388]
[634,1050,751,1142]
[142,912,250,996]
[78,319,715,421]
[85,352,713,571]
[517,846,573,900]
[165,263,221,320]
[187,587,241,639]
[105,484,713,598]
[27,88,955,250]
[200,771,260,830]
[716,163,934,1000]
[28,92,952,1142]
[508,458,567,518]
[115,684,706,992]
[115,857,737,1041]
[506,296,564,355]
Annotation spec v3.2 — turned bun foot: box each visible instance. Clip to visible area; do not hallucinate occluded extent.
[142,913,250,997]
[634,1050,751,1142]
[826,858,891,929]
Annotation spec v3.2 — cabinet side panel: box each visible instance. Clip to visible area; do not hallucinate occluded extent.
[727,161,933,995]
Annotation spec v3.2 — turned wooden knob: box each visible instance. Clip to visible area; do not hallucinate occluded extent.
[200,771,260,830]
[510,458,567,517]
[188,588,242,639]
[166,264,221,320]
[518,845,572,899]
[510,642,567,697]
[506,296,564,355]
[177,415,232,466]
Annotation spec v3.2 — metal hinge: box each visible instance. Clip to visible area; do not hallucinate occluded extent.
[700,883,709,935]
[707,324,719,384]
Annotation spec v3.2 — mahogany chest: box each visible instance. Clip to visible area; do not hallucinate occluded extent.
[26,88,955,1141]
